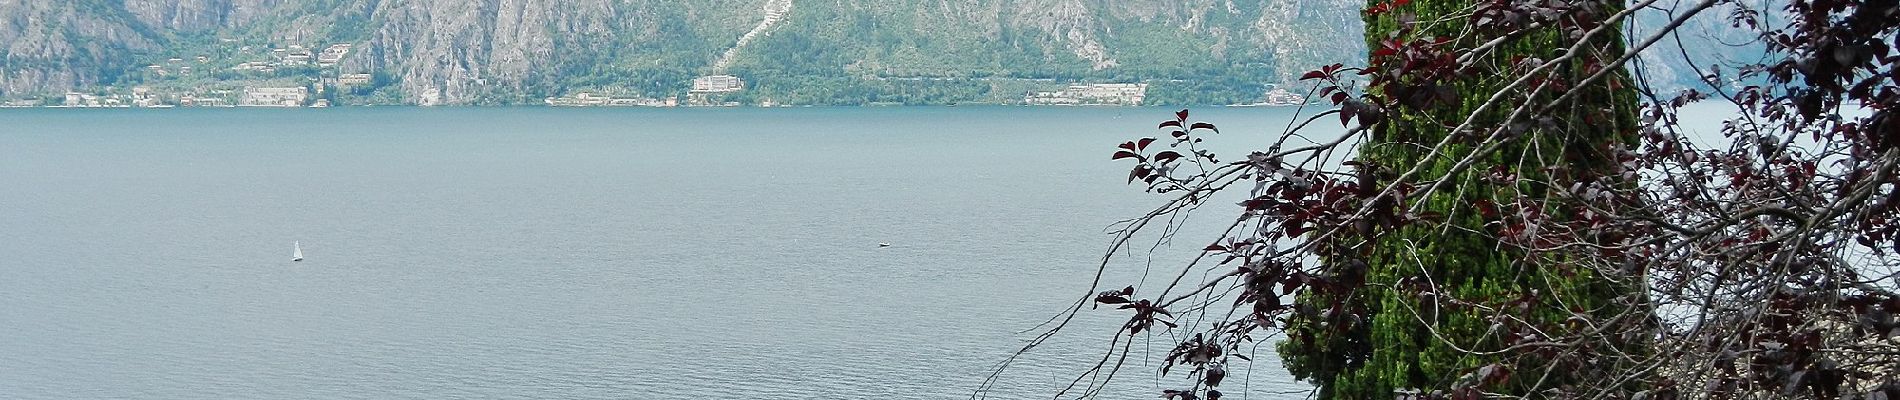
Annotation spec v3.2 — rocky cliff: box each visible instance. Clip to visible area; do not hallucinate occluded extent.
[0,1,155,95]
[2,0,1369,105]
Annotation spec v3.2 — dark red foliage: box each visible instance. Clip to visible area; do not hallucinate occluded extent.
[1001,0,1900,398]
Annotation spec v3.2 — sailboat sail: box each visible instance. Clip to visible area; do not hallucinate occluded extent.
[293,242,303,262]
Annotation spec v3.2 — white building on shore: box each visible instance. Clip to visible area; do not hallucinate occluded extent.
[241,87,309,107]
[691,75,745,93]
[1024,83,1149,106]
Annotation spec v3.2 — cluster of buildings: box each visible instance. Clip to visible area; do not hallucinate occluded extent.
[52,86,320,108]
[240,87,311,107]
[691,75,745,93]
[144,56,210,78]
[17,41,1322,108]
[1259,84,1311,106]
[54,88,235,108]
[339,74,373,85]
[685,75,746,107]
[276,46,313,64]
[89,42,358,107]
[59,92,131,108]
[1261,87,1305,106]
[232,43,354,74]
[544,92,678,107]
[51,86,318,108]
[544,74,749,107]
[317,44,352,67]
[177,94,234,107]
[322,73,375,88]
[233,61,277,73]
[1230,85,1314,107]
[1024,83,1149,106]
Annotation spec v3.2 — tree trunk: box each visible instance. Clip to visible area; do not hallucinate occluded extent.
[1279,0,1645,397]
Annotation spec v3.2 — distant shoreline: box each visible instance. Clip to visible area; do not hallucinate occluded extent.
[2,103,1315,110]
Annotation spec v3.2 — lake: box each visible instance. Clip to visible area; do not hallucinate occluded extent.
[0,107,1322,399]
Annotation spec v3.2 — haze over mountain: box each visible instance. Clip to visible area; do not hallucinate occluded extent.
[0,0,1375,106]
[0,0,1759,106]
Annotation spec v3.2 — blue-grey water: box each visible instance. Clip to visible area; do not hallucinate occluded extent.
[0,107,1321,399]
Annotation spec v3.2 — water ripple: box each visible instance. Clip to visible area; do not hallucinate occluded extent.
[0,107,1317,399]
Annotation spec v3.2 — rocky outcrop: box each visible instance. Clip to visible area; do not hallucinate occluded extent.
[116,0,305,32]
[1250,0,1367,80]
[0,0,1375,103]
[0,1,157,96]
[122,0,230,32]
[363,0,624,105]
[1012,0,1120,70]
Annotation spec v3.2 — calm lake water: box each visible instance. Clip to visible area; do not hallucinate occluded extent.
[0,107,1324,399]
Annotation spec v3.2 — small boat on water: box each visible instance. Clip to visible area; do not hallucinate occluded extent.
[293,242,304,262]
[878,243,892,248]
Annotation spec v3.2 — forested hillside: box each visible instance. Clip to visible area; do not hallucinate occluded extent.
[0,0,1369,106]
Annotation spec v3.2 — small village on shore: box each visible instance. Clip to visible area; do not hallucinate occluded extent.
[8,71,1311,109]
[0,35,1312,109]
[1,0,1314,110]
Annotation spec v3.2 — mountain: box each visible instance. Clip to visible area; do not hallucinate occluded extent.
[0,0,1367,106]
[1627,0,1783,95]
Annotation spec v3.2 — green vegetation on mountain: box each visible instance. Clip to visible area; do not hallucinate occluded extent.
[0,0,1368,106]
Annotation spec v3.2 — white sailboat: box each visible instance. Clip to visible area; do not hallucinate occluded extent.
[292,241,304,262]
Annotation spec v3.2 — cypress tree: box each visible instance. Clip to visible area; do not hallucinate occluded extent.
[1279,0,1644,397]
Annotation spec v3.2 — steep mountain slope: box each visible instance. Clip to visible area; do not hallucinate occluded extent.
[119,0,285,32]
[729,0,1365,104]
[0,0,1366,105]
[0,0,158,95]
